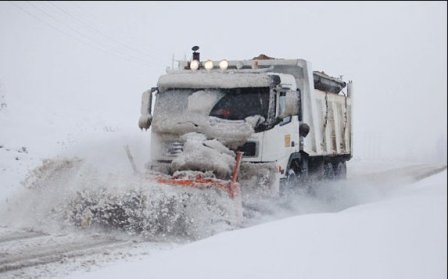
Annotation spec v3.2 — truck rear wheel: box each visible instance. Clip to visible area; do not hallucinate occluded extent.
[324,162,336,180]
[334,161,347,179]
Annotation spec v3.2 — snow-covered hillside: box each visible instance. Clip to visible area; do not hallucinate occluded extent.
[0,89,151,204]
[68,170,447,279]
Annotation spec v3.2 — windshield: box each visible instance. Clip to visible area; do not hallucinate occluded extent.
[209,87,270,120]
[154,87,270,121]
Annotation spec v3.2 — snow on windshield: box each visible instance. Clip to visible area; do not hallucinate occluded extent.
[152,88,268,146]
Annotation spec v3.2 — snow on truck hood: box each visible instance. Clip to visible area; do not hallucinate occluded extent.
[157,72,274,91]
[153,115,263,149]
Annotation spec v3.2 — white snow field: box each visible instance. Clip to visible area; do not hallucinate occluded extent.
[68,170,447,279]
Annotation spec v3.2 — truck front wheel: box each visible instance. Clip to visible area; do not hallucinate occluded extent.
[281,157,309,194]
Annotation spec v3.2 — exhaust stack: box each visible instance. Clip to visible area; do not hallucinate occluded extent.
[192,46,200,61]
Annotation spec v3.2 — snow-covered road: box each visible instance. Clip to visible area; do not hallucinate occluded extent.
[0,163,445,279]
[66,168,447,279]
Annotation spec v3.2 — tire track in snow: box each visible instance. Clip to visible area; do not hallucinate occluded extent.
[0,232,131,273]
[349,163,446,184]
[0,231,47,244]
[412,165,447,181]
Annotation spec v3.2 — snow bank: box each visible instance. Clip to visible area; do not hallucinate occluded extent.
[0,155,237,239]
[68,170,447,279]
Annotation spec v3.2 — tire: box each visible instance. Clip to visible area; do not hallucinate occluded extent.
[334,161,347,179]
[281,158,309,194]
[300,157,309,182]
[287,169,298,187]
[324,162,336,180]
[280,168,298,195]
[310,159,325,181]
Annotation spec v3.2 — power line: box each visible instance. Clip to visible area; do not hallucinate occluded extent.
[26,1,153,67]
[46,1,156,60]
[9,1,154,68]
[66,2,174,69]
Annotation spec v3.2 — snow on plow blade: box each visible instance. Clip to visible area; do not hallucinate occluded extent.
[154,151,244,200]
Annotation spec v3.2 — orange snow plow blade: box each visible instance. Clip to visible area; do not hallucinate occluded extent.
[155,176,240,199]
[155,151,243,199]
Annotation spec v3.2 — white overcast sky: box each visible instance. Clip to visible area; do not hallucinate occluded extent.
[0,1,446,161]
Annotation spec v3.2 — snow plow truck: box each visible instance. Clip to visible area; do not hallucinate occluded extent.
[135,47,353,228]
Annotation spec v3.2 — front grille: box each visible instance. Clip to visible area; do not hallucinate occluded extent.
[165,141,184,157]
[238,142,257,157]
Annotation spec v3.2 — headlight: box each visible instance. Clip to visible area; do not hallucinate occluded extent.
[219,59,229,71]
[190,60,200,71]
[204,60,214,71]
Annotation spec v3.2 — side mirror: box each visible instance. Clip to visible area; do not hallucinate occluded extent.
[278,91,287,118]
[299,123,310,137]
[138,87,157,130]
[278,90,300,118]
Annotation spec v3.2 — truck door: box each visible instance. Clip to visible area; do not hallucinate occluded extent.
[261,87,300,164]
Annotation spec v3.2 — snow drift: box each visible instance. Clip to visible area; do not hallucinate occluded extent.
[67,170,447,279]
[0,139,239,240]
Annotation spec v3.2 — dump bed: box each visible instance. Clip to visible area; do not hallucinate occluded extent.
[305,88,352,156]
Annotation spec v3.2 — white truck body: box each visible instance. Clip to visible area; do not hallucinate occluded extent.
[140,56,353,193]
